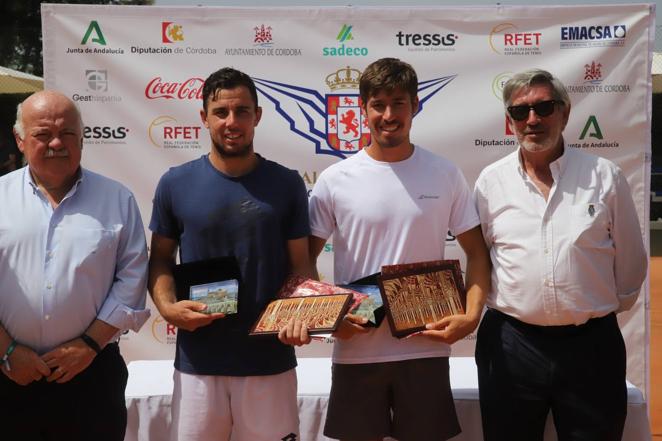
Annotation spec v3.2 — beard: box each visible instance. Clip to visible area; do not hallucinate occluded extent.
[517,129,563,154]
[376,136,406,149]
[520,139,555,153]
[211,138,253,158]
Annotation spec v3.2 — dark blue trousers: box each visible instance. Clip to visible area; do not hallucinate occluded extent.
[0,342,128,441]
[476,309,627,441]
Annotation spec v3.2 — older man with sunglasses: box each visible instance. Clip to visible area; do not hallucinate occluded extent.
[473,69,646,441]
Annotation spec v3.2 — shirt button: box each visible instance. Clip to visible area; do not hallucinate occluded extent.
[44,315,50,320]
[46,284,52,289]
[544,248,549,254]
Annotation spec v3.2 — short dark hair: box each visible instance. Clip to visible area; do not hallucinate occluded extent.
[202,67,258,111]
[359,58,418,106]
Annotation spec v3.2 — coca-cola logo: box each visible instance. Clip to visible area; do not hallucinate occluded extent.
[145,77,204,100]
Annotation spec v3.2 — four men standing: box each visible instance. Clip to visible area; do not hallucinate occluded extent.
[0,64,648,441]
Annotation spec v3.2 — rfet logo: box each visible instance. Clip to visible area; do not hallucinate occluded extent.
[151,316,177,344]
[489,23,542,56]
[145,77,204,100]
[253,66,454,159]
[148,115,203,149]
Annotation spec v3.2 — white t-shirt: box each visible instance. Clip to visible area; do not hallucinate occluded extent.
[309,146,479,363]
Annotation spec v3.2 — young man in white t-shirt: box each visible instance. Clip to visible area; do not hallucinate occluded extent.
[308,58,491,441]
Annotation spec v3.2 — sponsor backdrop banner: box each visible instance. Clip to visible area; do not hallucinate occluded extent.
[41,4,654,394]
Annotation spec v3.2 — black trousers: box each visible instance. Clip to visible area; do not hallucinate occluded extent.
[0,342,128,441]
[476,309,627,441]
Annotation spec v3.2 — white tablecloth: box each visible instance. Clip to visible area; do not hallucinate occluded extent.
[125,357,651,441]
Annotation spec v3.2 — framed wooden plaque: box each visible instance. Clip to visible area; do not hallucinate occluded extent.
[378,260,466,338]
[250,294,352,336]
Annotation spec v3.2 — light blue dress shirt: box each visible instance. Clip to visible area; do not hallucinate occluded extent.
[0,167,149,354]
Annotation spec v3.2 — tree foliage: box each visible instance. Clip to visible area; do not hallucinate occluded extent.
[0,0,154,77]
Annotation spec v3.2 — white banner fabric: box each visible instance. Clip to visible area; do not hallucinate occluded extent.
[41,3,654,395]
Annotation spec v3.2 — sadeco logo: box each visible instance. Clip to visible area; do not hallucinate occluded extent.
[322,24,368,57]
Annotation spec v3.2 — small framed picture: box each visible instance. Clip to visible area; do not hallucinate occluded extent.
[189,280,238,314]
[378,260,466,338]
[172,256,241,315]
[339,272,384,327]
[250,294,352,336]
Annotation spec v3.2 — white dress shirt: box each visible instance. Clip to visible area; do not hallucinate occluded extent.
[474,146,647,326]
[0,167,149,353]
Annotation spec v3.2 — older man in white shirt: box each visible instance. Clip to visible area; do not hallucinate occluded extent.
[474,69,646,441]
[0,91,149,441]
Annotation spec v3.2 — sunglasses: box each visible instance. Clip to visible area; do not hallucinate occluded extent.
[507,100,559,121]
